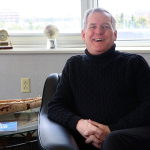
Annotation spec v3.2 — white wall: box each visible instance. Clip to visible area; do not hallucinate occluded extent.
[1,52,150,100]
[0,53,82,100]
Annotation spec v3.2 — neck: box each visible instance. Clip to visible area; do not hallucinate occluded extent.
[85,44,118,63]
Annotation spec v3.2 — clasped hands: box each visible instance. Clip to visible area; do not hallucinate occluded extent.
[76,119,111,149]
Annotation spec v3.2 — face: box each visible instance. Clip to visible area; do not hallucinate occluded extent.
[82,12,117,55]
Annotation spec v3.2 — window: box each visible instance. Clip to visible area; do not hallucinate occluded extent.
[0,0,81,33]
[98,0,150,40]
[0,0,150,48]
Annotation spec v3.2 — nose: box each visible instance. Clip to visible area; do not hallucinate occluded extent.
[95,27,104,35]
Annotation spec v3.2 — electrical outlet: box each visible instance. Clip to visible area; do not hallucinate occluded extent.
[21,78,30,93]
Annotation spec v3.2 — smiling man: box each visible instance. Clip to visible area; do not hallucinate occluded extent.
[48,7,150,150]
[81,9,117,55]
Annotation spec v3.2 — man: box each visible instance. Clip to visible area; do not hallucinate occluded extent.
[48,7,150,150]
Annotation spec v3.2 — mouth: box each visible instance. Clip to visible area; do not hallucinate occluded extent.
[94,39,104,42]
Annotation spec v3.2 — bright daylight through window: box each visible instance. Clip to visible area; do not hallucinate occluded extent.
[0,0,81,34]
[1,0,150,48]
[98,0,150,40]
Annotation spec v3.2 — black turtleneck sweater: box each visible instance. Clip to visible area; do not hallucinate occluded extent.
[48,44,150,134]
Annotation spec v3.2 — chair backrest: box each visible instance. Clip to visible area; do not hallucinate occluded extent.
[40,73,61,115]
[38,73,79,150]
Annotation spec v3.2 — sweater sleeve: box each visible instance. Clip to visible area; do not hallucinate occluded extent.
[109,55,150,131]
[47,58,82,131]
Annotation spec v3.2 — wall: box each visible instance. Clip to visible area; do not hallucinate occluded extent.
[0,52,83,100]
[1,51,150,100]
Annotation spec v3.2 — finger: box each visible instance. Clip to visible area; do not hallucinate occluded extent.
[83,130,96,137]
[83,121,104,137]
[91,126,105,136]
[83,123,101,136]
[85,135,102,144]
[92,142,102,149]
[89,119,102,128]
[95,132,106,140]
[85,137,93,144]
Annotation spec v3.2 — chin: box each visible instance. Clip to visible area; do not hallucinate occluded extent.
[94,49,106,54]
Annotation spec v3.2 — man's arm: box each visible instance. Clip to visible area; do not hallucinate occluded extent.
[48,59,82,131]
[109,55,150,131]
[81,55,150,149]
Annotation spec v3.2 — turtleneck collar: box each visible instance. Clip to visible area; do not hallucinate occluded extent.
[85,44,118,63]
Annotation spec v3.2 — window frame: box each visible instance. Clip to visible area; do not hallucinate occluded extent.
[6,0,150,49]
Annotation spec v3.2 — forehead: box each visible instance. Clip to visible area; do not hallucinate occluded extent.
[87,11,112,24]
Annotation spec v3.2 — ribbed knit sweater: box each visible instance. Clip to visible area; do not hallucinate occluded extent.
[48,44,150,134]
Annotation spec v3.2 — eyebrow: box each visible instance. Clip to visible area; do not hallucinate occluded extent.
[89,23,111,26]
[89,23,96,26]
[102,23,111,26]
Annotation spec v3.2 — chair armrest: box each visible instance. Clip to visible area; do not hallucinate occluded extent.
[37,73,79,150]
[38,114,79,150]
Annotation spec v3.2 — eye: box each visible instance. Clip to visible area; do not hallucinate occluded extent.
[102,25,110,29]
[90,26,96,29]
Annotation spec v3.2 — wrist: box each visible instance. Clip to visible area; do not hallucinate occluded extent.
[105,125,111,134]
[76,119,84,131]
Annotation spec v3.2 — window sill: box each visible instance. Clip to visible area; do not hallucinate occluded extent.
[0,46,150,54]
[0,47,85,53]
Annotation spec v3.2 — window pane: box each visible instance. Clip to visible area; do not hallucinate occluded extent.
[98,0,150,40]
[0,0,81,33]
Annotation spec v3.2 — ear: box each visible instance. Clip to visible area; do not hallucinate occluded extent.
[114,30,117,41]
[81,30,85,42]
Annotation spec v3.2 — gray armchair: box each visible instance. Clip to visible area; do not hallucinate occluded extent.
[37,73,79,150]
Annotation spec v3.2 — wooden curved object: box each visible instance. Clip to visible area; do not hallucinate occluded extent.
[0,97,42,115]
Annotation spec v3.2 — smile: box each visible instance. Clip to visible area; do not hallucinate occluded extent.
[94,39,104,42]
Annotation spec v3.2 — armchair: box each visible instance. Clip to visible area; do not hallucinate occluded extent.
[37,73,79,150]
